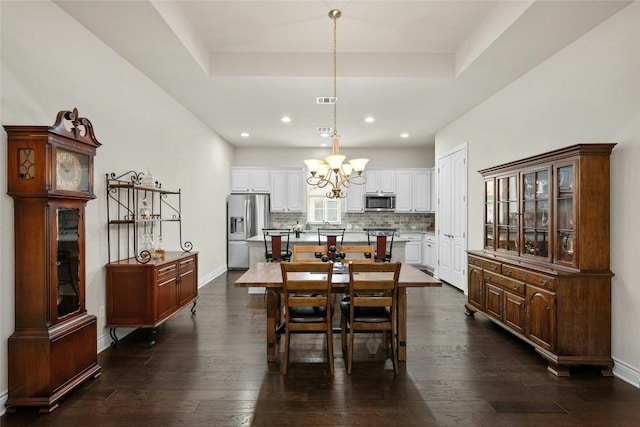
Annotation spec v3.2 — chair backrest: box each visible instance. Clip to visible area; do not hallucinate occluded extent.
[365,228,396,261]
[348,262,401,310]
[318,228,346,248]
[292,245,327,262]
[281,262,333,315]
[339,245,374,264]
[263,228,291,261]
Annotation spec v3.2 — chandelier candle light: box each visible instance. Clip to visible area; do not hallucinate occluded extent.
[304,9,369,199]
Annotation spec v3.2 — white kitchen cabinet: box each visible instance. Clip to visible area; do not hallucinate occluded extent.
[364,170,395,194]
[270,169,305,212]
[231,168,271,193]
[429,168,436,212]
[403,232,423,265]
[395,169,432,213]
[395,170,413,212]
[414,169,432,212]
[344,180,365,212]
[422,234,436,271]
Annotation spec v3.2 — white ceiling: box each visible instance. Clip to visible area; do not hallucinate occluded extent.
[55,0,631,150]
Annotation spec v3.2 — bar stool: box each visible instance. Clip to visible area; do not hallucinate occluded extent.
[365,228,396,262]
[318,228,345,260]
[263,228,292,262]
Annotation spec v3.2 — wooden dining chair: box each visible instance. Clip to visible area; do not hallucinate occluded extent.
[280,262,334,375]
[292,245,327,262]
[340,262,401,374]
[338,245,374,264]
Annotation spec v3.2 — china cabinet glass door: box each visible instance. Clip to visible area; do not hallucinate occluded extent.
[484,179,495,249]
[521,168,551,260]
[555,163,575,265]
[57,207,81,318]
[496,175,518,252]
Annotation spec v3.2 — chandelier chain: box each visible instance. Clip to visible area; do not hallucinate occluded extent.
[333,12,338,137]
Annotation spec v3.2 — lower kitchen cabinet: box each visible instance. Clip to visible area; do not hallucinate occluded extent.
[403,233,423,265]
[106,252,198,343]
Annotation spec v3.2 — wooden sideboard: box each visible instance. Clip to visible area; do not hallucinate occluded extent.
[466,144,615,376]
[105,252,198,345]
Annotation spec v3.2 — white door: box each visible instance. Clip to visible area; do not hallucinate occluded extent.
[437,144,467,292]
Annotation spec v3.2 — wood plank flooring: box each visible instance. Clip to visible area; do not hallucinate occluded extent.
[3,270,640,426]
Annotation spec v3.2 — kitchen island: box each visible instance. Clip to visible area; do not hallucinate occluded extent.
[246,231,408,269]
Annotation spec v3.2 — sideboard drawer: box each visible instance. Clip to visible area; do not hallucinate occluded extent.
[469,255,501,273]
[502,264,557,291]
[483,271,525,296]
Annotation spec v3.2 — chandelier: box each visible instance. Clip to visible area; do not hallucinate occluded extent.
[304,9,369,199]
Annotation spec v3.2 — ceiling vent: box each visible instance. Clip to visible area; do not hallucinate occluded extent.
[317,127,333,134]
[316,97,336,104]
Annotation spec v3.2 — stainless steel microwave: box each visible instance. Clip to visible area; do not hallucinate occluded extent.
[364,194,396,212]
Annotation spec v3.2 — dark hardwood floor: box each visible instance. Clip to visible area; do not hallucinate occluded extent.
[3,270,640,426]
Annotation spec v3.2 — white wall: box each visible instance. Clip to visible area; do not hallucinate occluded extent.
[0,1,233,410]
[436,3,640,385]
[234,146,435,168]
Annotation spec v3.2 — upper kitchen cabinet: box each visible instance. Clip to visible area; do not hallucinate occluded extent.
[467,143,616,376]
[344,179,365,212]
[396,168,433,213]
[270,168,305,212]
[230,167,270,193]
[364,169,395,194]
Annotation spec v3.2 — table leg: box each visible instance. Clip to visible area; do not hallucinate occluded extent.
[266,288,280,362]
[397,288,407,361]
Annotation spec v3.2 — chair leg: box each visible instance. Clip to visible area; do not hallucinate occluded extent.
[348,325,355,375]
[327,325,334,376]
[390,324,398,374]
[282,328,290,375]
[340,314,348,356]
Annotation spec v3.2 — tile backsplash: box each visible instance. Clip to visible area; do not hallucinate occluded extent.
[271,212,435,232]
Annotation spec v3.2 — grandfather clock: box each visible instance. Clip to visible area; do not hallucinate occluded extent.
[4,108,102,412]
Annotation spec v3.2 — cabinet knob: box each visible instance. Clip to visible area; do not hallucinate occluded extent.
[504,269,512,276]
[540,279,548,287]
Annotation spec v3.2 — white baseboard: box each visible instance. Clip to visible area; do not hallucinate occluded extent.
[0,389,7,416]
[613,357,640,388]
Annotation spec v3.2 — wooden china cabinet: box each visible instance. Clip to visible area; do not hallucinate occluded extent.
[466,143,616,376]
[4,109,102,412]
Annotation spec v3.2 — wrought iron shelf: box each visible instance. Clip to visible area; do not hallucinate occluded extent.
[106,170,193,264]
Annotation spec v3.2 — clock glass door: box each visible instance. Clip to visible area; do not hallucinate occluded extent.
[57,208,81,317]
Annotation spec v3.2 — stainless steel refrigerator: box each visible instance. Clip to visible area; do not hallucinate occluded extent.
[227,193,270,269]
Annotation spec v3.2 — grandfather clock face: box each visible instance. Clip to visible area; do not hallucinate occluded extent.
[56,148,90,192]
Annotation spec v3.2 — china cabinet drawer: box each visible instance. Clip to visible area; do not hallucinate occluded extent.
[502,264,556,291]
[483,271,525,296]
[469,255,501,273]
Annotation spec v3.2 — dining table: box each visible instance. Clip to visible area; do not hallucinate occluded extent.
[234,262,442,362]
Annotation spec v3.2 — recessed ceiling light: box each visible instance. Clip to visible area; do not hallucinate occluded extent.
[320,132,330,138]
[281,116,291,123]
[364,116,375,123]
[240,132,250,138]
[400,133,410,138]
[320,143,328,147]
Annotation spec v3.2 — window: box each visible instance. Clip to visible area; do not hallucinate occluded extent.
[307,185,341,224]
